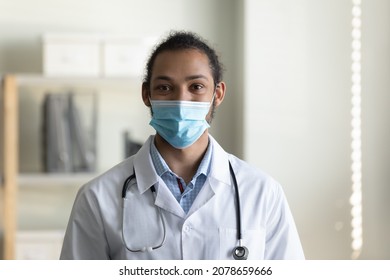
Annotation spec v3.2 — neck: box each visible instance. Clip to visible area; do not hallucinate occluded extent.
[154,132,209,184]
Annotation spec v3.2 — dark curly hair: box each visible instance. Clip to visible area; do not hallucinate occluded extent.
[143,31,224,87]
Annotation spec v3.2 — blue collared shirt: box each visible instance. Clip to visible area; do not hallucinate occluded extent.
[150,137,212,213]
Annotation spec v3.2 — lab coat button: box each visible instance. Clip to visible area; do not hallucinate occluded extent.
[183,225,191,233]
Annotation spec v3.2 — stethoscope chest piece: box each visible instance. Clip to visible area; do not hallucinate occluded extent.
[233,245,249,260]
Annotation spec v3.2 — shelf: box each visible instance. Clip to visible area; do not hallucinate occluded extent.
[14,74,142,89]
[18,172,99,188]
[1,74,141,259]
[1,73,145,259]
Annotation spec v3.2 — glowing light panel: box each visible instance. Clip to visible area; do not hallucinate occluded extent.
[350,0,363,260]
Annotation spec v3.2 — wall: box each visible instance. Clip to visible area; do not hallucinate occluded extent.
[243,0,389,259]
[360,0,390,259]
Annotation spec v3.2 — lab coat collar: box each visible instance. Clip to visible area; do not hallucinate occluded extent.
[208,135,231,187]
[133,135,187,218]
[133,136,159,194]
[134,134,231,192]
[184,135,232,217]
[132,134,232,218]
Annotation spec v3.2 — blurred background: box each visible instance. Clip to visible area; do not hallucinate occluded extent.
[0,0,389,259]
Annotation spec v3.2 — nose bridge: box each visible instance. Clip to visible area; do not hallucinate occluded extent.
[176,84,191,101]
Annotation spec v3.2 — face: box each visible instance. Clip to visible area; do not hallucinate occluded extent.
[142,49,225,122]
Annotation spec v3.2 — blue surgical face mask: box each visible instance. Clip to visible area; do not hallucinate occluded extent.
[149,99,213,149]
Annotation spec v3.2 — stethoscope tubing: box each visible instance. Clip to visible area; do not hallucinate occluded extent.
[121,169,167,252]
[229,161,243,241]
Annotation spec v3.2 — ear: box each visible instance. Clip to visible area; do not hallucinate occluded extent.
[214,82,226,107]
[142,82,151,107]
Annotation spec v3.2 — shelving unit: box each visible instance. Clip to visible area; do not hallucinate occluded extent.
[1,75,18,260]
[0,74,149,259]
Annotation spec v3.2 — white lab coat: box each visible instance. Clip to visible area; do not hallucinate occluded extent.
[60,135,304,260]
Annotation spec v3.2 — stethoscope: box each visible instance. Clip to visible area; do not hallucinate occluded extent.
[121,161,249,260]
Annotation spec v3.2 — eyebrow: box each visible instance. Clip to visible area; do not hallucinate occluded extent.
[185,74,209,81]
[153,74,210,82]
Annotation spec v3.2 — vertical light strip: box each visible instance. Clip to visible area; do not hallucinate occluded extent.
[350,0,363,260]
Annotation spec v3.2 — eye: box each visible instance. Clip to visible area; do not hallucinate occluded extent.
[190,83,205,91]
[155,84,172,92]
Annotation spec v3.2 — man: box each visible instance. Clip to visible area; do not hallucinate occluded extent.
[60,31,304,260]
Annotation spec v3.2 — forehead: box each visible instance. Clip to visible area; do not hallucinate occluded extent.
[151,49,213,80]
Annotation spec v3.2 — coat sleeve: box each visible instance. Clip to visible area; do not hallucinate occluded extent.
[264,183,305,259]
[60,185,110,259]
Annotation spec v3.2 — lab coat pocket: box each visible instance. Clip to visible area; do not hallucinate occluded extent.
[219,228,266,260]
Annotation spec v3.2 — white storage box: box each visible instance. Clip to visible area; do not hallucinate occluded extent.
[16,230,65,260]
[102,36,157,77]
[43,34,101,77]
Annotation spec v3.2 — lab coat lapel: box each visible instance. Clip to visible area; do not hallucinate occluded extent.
[186,178,215,217]
[208,135,231,186]
[133,136,159,194]
[154,180,186,218]
[134,136,186,218]
[133,135,232,219]
[186,135,232,216]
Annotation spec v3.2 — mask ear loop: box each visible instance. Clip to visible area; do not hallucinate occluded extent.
[211,92,216,106]
[212,83,218,100]
[210,82,219,107]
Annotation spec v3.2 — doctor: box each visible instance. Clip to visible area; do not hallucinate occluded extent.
[60,31,305,260]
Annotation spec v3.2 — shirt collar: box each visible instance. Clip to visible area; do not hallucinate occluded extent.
[150,135,213,179]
